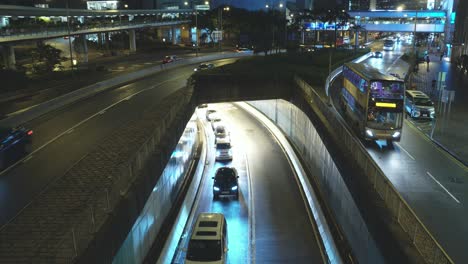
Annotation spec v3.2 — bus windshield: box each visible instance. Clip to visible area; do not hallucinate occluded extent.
[367,109,403,129]
[370,81,404,99]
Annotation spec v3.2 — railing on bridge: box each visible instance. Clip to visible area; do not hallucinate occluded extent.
[0,5,194,42]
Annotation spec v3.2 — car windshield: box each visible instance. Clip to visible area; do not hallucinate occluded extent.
[216,127,226,134]
[367,109,403,129]
[216,170,237,182]
[199,64,208,69]
[414,97,434,106]
[186,239,222,261]
[370,81,404,99]
[216,143,230,149]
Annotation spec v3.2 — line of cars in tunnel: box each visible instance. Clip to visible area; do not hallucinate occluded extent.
[182,106,240,264]
[204,107,239,201]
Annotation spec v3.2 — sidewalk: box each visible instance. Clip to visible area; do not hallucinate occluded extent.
[410,53,468,166]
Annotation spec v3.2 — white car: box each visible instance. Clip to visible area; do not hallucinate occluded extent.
[214,124,229,138]
[210,116,222,131]
[215,137,233,161]
[206,110,217,121]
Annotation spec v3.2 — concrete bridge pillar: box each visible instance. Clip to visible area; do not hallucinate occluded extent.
[369,0,376,10]
[129,29,137,53]
[156,28,163,41]
[171,26,177,45]
[180,26,190,43]
[1,45,16,70]
[82,35,88,63]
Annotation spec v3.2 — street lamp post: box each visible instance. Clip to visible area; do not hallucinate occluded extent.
[218,6,230,52]
[185,1,198,56]
[279,3,287,48]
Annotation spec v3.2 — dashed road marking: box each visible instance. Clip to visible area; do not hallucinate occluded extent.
[394,142,415,160]
[426,171,461,204]
[22,155,33,163]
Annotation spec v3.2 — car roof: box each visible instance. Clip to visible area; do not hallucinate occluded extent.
[406,90,429,98]
[191,213,224,240]
[215,137,230,144]
[215,167,237,176]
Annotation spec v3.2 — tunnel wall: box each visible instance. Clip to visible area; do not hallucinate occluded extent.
[248,99,385,264]
[112,117,199,264]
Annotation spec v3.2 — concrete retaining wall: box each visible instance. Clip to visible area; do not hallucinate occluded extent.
[248,99,384,264]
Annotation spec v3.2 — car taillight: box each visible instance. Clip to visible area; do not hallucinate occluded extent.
[27,130,33,136]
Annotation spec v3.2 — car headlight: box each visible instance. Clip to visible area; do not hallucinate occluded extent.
[366,129,374,137]
[216,150,221,157]
[194,68,198,71]
[412,110,420,117]
[392,131,401,138]
[231,186,238,191]
[430,111,436,118]
[228,149,233,156]
[213,186,220,191]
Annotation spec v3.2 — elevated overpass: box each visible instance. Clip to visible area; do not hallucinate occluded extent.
[348,10,447,33]
[0,5,195,69]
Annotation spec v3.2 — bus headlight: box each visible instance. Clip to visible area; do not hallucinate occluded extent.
[366,129,374,137]
[392,131,401,138]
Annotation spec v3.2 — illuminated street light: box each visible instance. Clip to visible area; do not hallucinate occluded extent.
[279,3,283,8]
[184,1,188,6]
[124,4,128,8]
[265,4,269,8]
[397,6,403,11]
[204,1,209,5]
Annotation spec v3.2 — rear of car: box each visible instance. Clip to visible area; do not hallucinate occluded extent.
[212,167,239,200]
[215,138,232,161]
[0,127,33,169]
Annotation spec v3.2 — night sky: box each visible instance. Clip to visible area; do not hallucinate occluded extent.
[212,0,341,10]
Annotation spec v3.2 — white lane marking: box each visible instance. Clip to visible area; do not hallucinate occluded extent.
[6,103,41,117]
[394,142,415,160]
[0,74,189,177]
[426,171,461,204]
[98,110,106,115]
[22,155,33,163]
[245,151,256,264]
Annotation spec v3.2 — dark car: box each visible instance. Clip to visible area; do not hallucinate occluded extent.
[194,63,214,72]
[373,51,383,58]
[0,126,33,169]
[212,167,239,200]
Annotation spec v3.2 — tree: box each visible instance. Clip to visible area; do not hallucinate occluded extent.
[323,6,350,48]
[190,10,217,45]
[31,42,62,73]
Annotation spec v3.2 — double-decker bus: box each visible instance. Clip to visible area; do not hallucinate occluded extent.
[341,63,405,144]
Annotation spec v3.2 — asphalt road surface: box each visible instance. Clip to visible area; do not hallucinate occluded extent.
[179,103,325,263]
[0,58,237,227]
[331,42,468,263]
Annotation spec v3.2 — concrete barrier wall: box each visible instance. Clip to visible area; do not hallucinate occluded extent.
[294,74,453,264]
[248,99,385,264]
[113,116,199,264]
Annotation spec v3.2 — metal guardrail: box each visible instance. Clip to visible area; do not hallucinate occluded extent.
[295,74,454,264]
